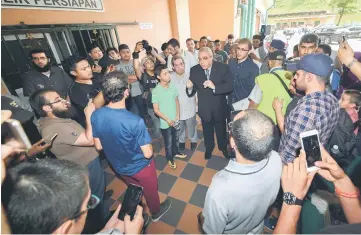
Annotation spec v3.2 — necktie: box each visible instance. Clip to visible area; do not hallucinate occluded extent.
[205,69,210,80]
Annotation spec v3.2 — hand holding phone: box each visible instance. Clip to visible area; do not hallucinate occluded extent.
[300,129,321,172]
[118,184,143,221]
[27,134,57,157]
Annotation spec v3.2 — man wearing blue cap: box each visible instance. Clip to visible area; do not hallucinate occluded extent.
[279,53,340,164]
[250,39,285,74]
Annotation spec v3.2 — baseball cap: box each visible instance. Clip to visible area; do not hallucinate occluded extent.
[296,53,334,77]
[269,50,286,60]
[270,39,285,50]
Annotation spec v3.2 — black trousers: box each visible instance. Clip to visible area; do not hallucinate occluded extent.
[201,117,227,154]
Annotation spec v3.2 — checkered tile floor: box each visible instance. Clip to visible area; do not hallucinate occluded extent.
[101,123,230,234]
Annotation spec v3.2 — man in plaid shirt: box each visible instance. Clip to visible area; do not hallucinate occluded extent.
[279,53,340,163]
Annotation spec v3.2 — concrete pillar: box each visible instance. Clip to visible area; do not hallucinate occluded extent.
[168,0,191,48]
[248,0,256,38]
[246,0,252,38]
[241,4,248,38]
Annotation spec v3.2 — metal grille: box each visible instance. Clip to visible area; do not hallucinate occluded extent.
[1,23,129,95]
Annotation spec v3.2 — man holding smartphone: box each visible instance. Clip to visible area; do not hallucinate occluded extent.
[91,72,172,222]
[279,53,340,164]
[29,89,108,233]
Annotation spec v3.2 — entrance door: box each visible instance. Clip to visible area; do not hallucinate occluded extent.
[1,33,63,96]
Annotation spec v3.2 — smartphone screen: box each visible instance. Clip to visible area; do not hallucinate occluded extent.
[301,134,321,167]
[118,184,143,221]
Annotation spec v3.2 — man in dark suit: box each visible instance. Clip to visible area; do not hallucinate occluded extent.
[186,47,233,159]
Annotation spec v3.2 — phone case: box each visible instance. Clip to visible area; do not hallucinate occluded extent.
[118,184,143,221]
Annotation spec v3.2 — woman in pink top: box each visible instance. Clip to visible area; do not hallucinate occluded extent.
[340,89,361,134]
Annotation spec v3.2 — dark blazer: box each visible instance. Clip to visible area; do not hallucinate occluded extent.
[186,62,233,122]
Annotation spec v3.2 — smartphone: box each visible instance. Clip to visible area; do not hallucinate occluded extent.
[118,184,143,221]
[300,129,321,172]
[43,133,58,145]
[1,119,32,150]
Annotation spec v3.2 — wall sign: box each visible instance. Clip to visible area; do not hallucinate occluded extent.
[1,0,104,12]
[139,23,153,30]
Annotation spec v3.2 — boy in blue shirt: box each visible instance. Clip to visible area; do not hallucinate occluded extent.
[152,65,186,169]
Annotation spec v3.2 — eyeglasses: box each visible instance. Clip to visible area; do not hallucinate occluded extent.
[236,48,250,52]
[62,194,100,224]
[45,98,66,106]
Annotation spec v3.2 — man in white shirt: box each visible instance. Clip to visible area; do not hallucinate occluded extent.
[185,38,199,68]
[170,55,198,151]
[167,38,192,73]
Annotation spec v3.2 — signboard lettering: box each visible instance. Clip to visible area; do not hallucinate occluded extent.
[1,0,104,12]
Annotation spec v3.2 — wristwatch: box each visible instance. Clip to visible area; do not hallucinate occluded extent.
[283,192,303,206]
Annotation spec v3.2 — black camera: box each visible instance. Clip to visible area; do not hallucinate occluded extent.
[142,40,153,55]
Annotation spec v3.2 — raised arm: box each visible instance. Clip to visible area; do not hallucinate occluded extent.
[132,51,143,79]
[151,48,166,65]
[338,41,361,81]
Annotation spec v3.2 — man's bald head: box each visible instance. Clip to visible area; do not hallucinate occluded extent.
[231,110,276,162]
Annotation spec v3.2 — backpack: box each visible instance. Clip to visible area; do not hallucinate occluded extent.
[327,109,357,168]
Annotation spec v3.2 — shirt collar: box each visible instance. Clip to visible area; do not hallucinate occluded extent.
[298,91,327,104]
[269,67,283,73]
[237,57,250,65]
[225,155,270,175]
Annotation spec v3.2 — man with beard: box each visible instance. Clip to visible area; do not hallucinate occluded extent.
[68,58,104,127]
[23,49,73,98]
[29,89,108,232]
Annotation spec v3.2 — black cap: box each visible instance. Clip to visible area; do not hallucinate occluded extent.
[269,50,286,61]
[118,44,129,51]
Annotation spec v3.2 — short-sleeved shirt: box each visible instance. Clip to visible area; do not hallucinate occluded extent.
[91,107,152,176]
[279,91,340,164]
[140,71,158,108]
[68,78,102,127]
[116,60,142,97]
[213,53,224,63]
[203,151,282,234]
[38,117,98,166]
[170,71,196,120]
[23,66,73,97]
[228,58,259,103]
[152,84,178,129]
[250,69,292,123]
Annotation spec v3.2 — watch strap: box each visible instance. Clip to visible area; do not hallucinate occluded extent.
[294,197,303,206]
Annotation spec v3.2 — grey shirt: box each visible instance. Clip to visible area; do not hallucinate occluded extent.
[23,66,73,97]
[116,60,142,97]
[203,151,282,234]
[170,71,196,120]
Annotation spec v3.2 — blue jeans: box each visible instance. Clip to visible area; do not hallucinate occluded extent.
[161,127,179,161]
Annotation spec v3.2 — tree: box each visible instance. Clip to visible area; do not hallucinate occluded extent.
[329,0,359,25]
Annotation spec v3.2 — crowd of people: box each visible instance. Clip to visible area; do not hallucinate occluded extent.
[1,30,361,234]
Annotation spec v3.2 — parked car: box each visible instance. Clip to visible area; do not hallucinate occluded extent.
[335,26,361,39]
[283,28,296,39]
[312,24,337,32]
[314,27,340,44]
